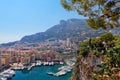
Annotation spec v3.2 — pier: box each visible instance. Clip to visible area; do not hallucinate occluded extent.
[47,59,75,77]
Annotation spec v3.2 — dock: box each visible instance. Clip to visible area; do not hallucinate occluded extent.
[47,59,75,77]
[47,66,72,76]
[47,70,67,77]
[55,70,67,76]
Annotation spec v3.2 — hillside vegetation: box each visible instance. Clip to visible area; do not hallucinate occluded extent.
[70,33,120,80]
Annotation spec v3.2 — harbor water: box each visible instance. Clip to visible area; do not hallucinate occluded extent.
[12,65,72,80]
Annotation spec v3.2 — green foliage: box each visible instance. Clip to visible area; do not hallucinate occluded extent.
[80,33,114,55]
[79,48,89,57]
[93,35,120,79]
[71,33,120,80]
[107,47,120,68]
[87,18,106,29]
[61,0,120,29]
[79,41,90,57]
[61,0,73,11]
[114,36,120,47]
[100,33,114,42]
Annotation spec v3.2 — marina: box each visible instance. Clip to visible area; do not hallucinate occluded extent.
[0,61,67,80]
[12,65,72,80]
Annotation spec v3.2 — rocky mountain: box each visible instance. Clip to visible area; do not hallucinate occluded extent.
[1,18,118,48]
[20,19,90,43]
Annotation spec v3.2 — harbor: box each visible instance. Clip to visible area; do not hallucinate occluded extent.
[0,48,74,80]
[12,65,72,80]
[0,59,74,80]
[0,61,66,80]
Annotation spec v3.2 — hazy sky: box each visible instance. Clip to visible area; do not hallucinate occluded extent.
[0,0,85,44]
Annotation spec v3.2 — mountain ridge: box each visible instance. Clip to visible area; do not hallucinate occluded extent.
[0,18,119,48]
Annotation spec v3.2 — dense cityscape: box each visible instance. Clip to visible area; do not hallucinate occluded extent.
[0,48,63,70]
[0,37,76,80]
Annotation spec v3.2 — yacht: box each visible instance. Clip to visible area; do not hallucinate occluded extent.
[43,62,49,66]
[7,70,15,76]
[2,73,13,79]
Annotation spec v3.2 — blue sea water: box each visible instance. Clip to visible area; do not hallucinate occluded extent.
[12,65,72,80]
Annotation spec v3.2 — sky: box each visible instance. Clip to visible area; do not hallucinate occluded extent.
[0,0,85,44]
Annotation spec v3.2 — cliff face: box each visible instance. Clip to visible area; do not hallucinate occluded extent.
[70,52,103,80]
[71,53,120,80]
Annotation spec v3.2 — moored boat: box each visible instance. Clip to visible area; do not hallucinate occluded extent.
[2,73,13,79]
[43,62,49,66]
[48,62,54,66]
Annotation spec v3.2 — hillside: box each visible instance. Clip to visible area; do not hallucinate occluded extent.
[0,19,112,48]
[20,19,97,43]
[70,33,120,80]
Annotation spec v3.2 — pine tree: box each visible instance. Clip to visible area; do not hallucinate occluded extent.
[61,0,120,29]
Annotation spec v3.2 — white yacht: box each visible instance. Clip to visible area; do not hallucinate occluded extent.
[43,62,49,66]
[2,73,13,79]
[48,62,54,66]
